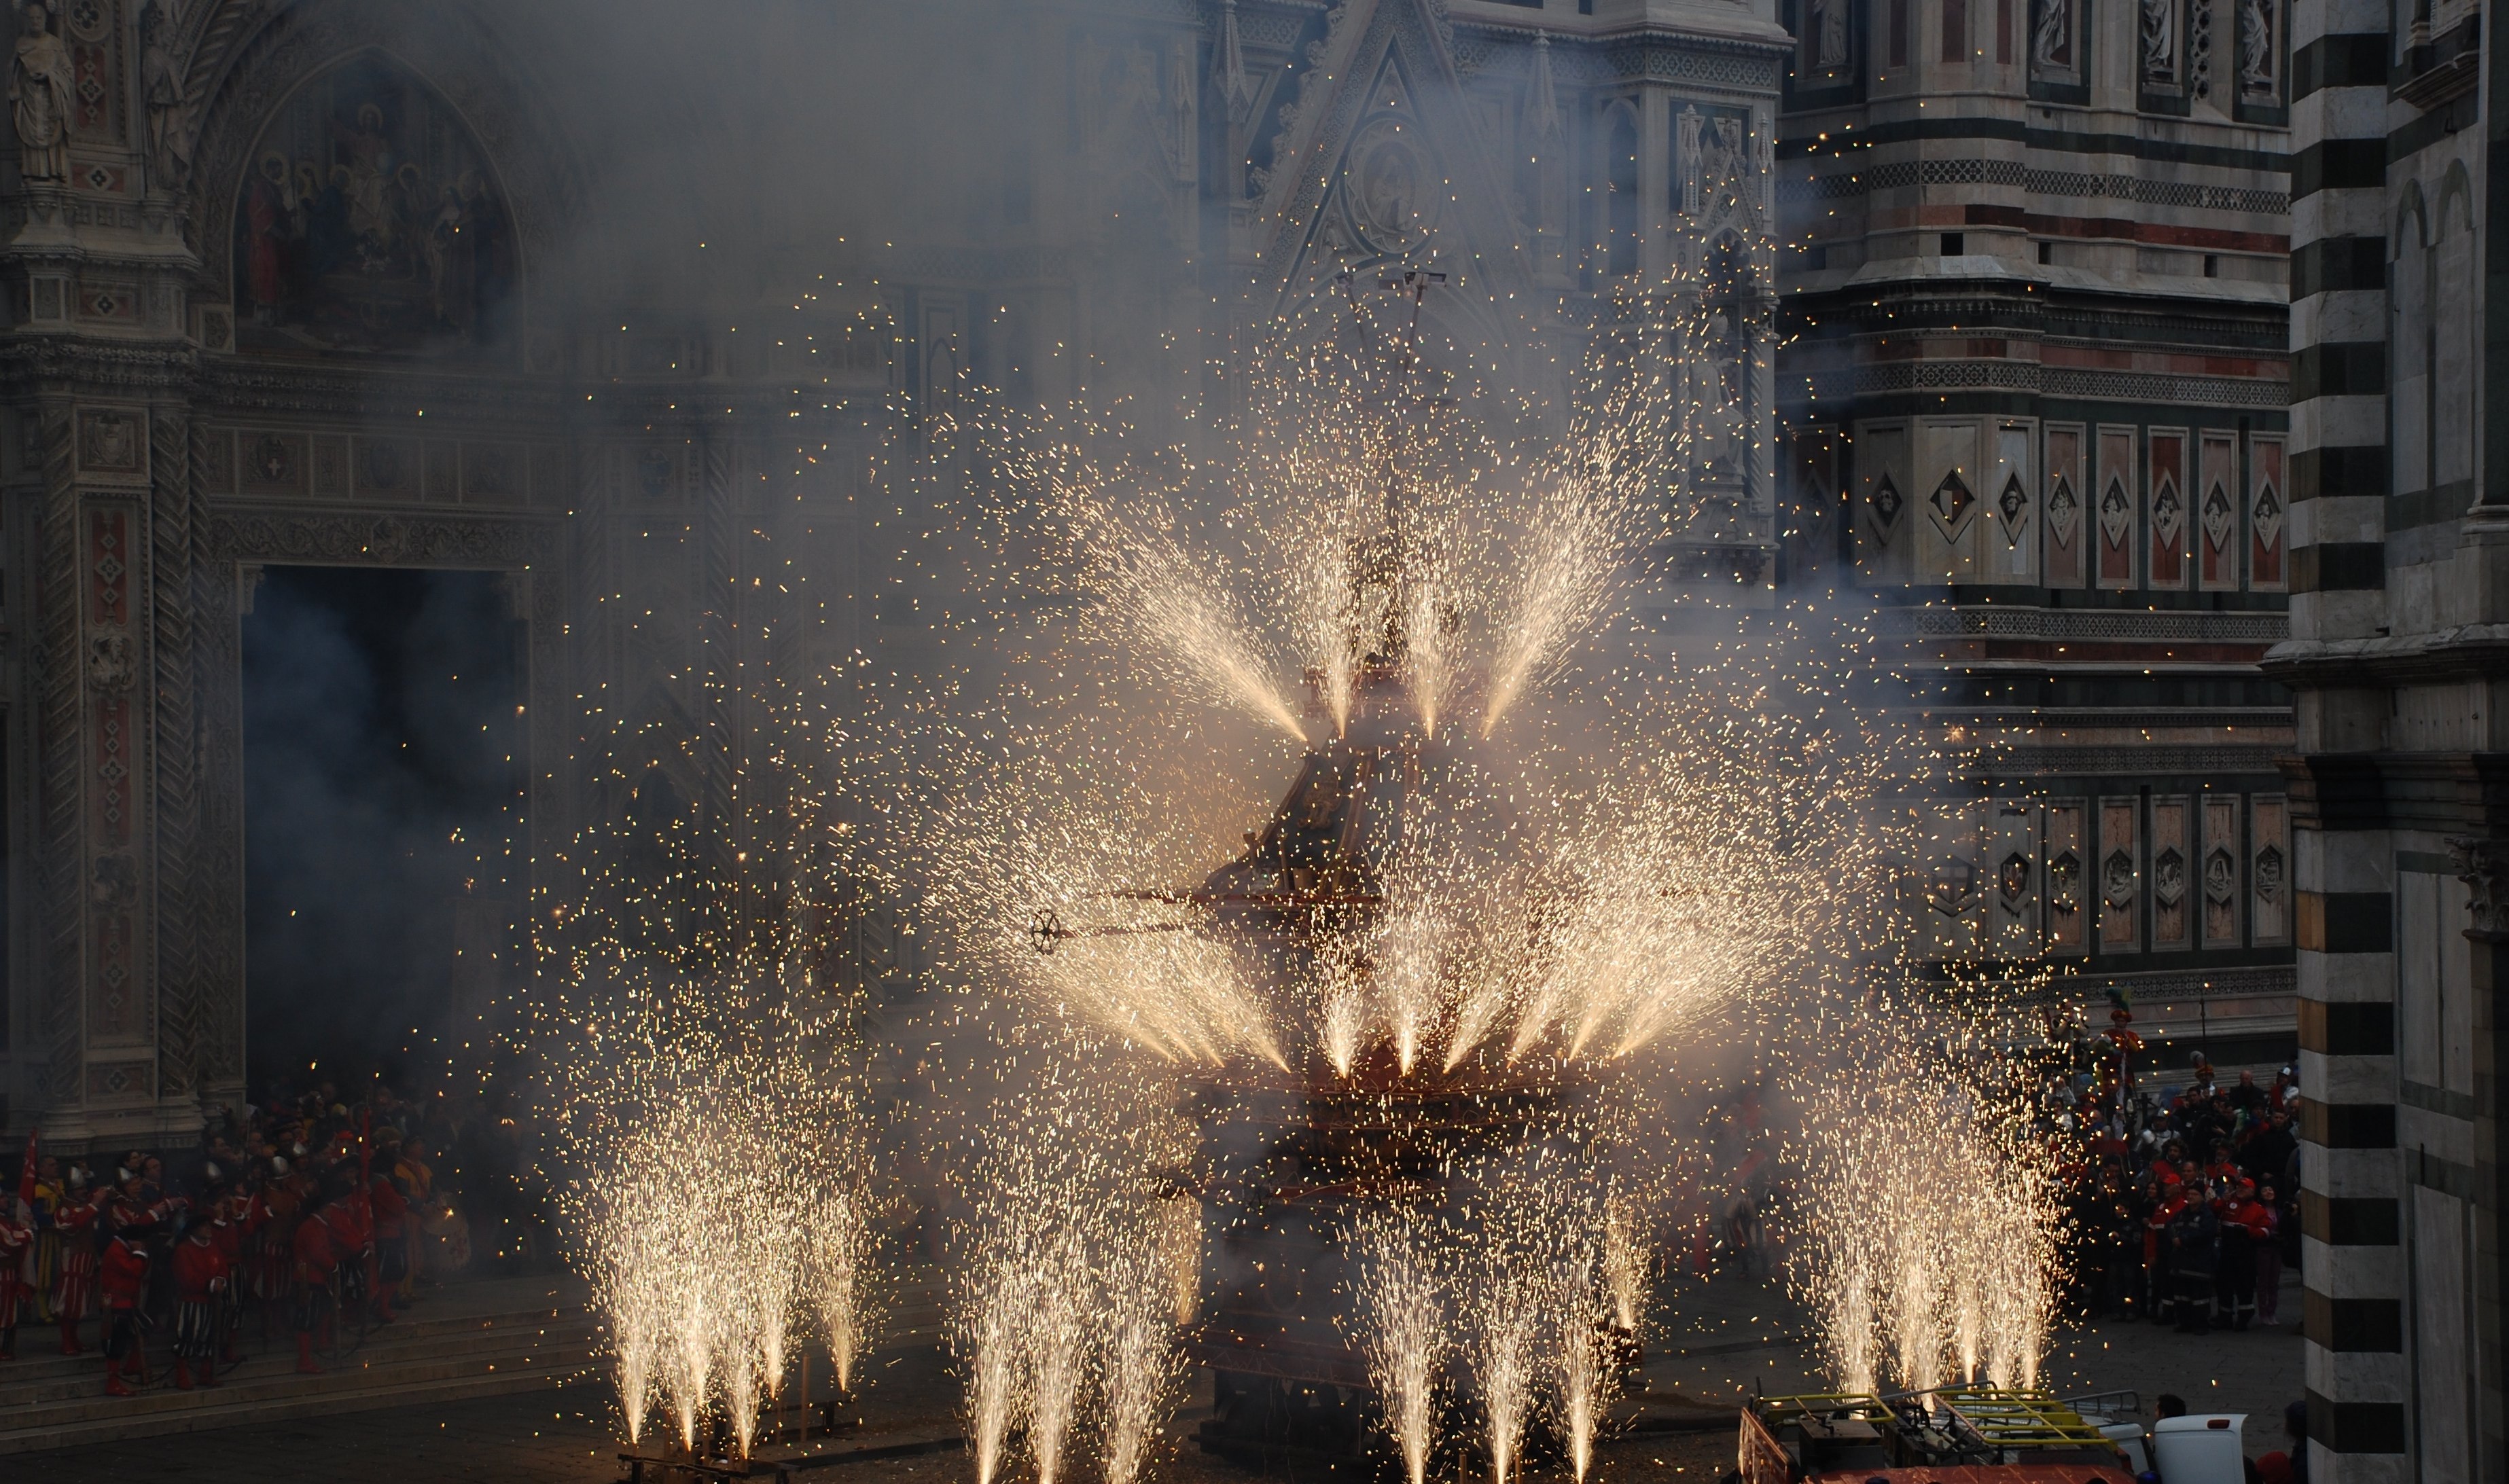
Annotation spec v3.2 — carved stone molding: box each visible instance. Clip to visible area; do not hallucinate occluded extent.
[1910,606,2290,643]
[0,340,202,398]
[205,507,558,568]
[2446,837,2508,941]
[1994,744,2291,776]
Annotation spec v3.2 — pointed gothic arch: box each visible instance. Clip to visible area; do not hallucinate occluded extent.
[183,0,588,356]
[227,51,518,357]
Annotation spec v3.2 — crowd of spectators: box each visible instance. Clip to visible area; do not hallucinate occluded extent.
[0,1074,546,1396]
[2045,1056,2303,1333]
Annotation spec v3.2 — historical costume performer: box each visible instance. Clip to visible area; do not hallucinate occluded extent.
[98,1221,152,1396]
[289,1190,340,1375]
[51,1179,98,1354]
[368,1168,408,1324]
[170,1220,230,1390]
[0,1198,31,1358]
[27,1155,63,1323]
[208,1190,246,1362]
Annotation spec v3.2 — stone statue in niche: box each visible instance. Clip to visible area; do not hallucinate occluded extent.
[2141,0,2177,80]
[231,55,516,356]
[140,0,188,186]
[2239,0,2275,94]
[10,0,73,181]
[1809,0,1851,69]
[2033,0,2072,69]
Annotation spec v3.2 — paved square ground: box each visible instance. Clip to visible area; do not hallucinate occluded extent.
[14,1267,2301,1482]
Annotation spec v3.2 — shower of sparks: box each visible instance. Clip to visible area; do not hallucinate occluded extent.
[1356,1209,1448,1484]
[518,239,2089,1484]
[812,1178,881,1395]
[1556,1250,1621,1484]
[580,1068,825,1456]
[1101,1240,1185,1484]
[948,1067,1194,1484]
[1601,1183,1650,1335]
[1785,1029,2063,1396]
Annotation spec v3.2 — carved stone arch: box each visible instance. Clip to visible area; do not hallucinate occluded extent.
[182,0,589,329]
[2436,158,2476,238]
[2394,177,2431,253]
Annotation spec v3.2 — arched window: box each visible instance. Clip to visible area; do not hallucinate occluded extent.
[2391,191,2430,494]
[2434,177,2476,487]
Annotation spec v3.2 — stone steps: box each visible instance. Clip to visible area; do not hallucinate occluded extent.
[1,1310,596,1402]
[0,1303,599,1457]
[0,1275,948,1458]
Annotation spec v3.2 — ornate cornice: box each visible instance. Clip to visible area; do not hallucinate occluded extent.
[205,505,558,568]
[0,337,202,397]
[1908,607,2290,643]
[197,361,576,424]
[1991,744,2294,776]
[1804,357,2289,408]
[2263,623,2509,689]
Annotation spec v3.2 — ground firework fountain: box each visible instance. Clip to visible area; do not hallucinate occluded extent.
[565,266,2064,1481]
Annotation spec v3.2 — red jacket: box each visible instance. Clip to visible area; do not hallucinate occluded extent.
[99,1238,148,1309]
[173,1233,230,1303]
[0,1215,28,1299]
[2221,1197,2277,1242]
[320,1199,370,1254]
[53,1199,99,1276]
[291,1211,338,1284]
[370,1176,409,1239]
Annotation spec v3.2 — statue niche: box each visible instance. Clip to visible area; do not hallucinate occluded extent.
[230,54,516,357]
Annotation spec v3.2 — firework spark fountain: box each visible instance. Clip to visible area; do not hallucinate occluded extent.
[1356,1212,1448,1484]
[1600,1187,1650,1335]
[1473,1258,1545,1484]
[812,1182,881,1395]
[1100,1242,1183,1484]
[1555,1252,1621,1484]
[1787,1043,2062,1396]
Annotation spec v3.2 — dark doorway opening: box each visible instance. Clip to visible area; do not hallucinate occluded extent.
[241,566,524,1100]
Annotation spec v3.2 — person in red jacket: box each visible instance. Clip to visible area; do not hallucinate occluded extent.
[289,1197,339,1375]
[169,1219,230,1390]
[2144,1181,2191,1325]
[207,1189,245,1364]
[245,1163,300,1319]
[368,1171,408,1324]
[317,1191,371,1327]
[51,1182,99,1356]
[0,1197,31,1360]
[98,1221,152,1396]
[2215,1178,2275,1332]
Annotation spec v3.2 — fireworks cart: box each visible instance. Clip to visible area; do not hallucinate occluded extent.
[1741,1388,2135,1484]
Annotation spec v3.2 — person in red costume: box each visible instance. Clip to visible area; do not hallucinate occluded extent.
[367,1169,408,1324]
[98,1220,152,1396]
[289,1191,340,1375]
[2143,1179,2191,1324]
[317,1189,372,1326]
[245,1161,300,1320]
[0,1197,31,1359]
[51,1180,100,1356]
[2215,1177,2276,1331]
[170,1217,231,1390]
[207,1188,246,1363]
